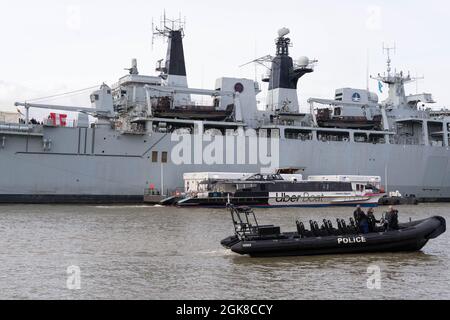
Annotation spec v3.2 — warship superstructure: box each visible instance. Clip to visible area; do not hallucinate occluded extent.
[1,19,450,203]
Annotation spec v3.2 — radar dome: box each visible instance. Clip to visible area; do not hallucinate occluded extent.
[297,56,310,68]
[278,27,290,38]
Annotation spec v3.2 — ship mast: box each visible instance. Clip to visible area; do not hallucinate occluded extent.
[371,44,421,110]
[153,13,191,107]
[265,28,315,113]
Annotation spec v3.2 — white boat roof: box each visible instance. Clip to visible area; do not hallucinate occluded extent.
[308,175,381,182]
[184,172,252,180]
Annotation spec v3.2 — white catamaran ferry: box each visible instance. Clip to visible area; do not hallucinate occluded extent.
[170,172,384,208]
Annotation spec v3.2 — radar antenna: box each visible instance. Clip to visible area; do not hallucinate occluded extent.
[152,11,186,46]
[239,55,274,69]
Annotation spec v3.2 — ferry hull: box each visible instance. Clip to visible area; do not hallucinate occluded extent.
[176,194,383,208]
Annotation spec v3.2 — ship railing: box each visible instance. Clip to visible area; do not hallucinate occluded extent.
[144,189,161,196]
[145,187,185,197]
[0,123,33,133]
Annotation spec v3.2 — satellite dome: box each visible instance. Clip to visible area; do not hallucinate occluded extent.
[297,56,310,68]
[278,27,290,38]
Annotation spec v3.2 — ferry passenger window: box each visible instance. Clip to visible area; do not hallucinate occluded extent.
[152,151,158,163]
[334,108,341,116]
[161,152,168,163]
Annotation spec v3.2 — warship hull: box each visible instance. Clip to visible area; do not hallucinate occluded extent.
[1,126,450,203]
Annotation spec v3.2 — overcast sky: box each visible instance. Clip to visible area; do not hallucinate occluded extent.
[1,0,450,115]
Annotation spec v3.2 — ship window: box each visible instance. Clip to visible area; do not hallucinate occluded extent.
[368,134,386,144]
[152,151,158,163]
[317,131,350,142]
[285,129,313,141]
[355,133,369,143]
[161,152,168,163]
[334,107,341,116]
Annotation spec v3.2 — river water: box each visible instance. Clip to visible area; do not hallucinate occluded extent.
[0,204,448,300]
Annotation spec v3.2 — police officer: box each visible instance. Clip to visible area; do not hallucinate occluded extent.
[385,206,399,231]
[367,208,381,232]
[354,205,369,234]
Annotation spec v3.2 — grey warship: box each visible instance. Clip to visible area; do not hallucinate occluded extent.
[1,20,450,203]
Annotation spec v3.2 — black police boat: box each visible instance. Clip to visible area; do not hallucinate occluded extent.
[221,205,446,257]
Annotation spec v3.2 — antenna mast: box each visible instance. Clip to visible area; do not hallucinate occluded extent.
[383,42,396,76]
[366,49,370,91]
[152,11,186,42]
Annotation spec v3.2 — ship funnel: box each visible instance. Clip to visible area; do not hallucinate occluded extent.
[165,30,187,78]
[266,28,314,113]
[153,13,190,106]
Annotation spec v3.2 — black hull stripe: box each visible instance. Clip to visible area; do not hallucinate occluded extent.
[0,195,144,204]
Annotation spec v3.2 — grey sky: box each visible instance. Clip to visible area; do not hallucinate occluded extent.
[1,0,449,115]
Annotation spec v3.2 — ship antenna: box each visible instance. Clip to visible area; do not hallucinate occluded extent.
[383,42,396,76]
[152,11,186,40]
[151,18,155,50]
[366,49,370,91]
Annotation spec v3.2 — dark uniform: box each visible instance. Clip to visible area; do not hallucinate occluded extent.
[385,210,399,230]
[367,210,381,232]
[354,208,369,234]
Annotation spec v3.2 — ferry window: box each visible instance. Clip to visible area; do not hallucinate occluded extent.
[334,107,341,116]
[152,151,158,163]
[161,152,168,163]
